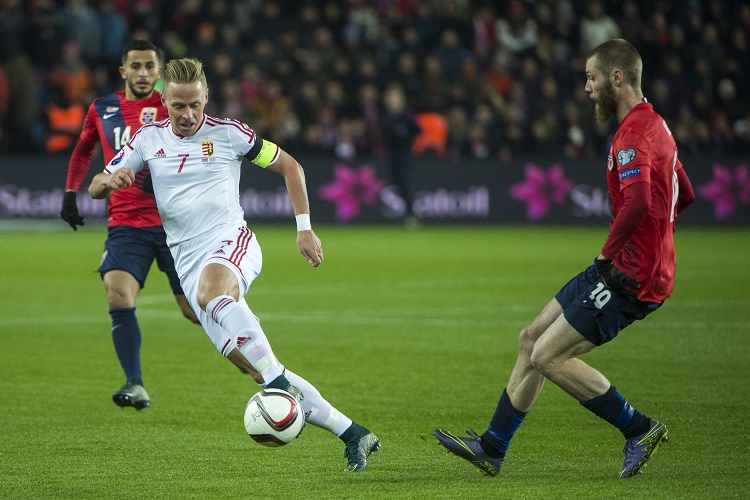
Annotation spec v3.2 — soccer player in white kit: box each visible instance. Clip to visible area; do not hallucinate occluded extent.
[89,58,380,472]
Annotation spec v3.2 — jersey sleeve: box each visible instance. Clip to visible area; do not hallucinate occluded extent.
[230,121,280,168]
[244,136,280,168]
[613,128,651,190]
[65,103,100,191]
[601,181,651,259]
[103,131,146,175]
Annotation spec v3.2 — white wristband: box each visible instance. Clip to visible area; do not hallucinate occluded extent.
[295,213,312,232]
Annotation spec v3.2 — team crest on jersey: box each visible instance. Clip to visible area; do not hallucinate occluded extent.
[202,139,214,156]
[140,107,157,124]
[617,148,637,166]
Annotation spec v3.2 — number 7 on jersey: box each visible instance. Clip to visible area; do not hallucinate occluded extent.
[177,154,189,173]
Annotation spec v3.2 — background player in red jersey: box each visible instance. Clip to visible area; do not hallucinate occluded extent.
[60,40,198,411]
[434,39,695,479]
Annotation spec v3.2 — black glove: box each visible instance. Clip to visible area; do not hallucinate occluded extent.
[594,258,640,297]
[142,173,154,193]
[60,191,84,230]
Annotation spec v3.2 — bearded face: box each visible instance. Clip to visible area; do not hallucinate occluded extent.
[120,49,161,100]
[593,78,617,124]
[127,78,155,99]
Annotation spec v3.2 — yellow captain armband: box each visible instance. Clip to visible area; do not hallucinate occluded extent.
[245,137,280,168]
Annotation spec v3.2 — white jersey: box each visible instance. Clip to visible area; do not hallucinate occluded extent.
[104,114,279,277]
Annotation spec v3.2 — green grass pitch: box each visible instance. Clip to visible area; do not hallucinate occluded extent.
[0,224,748,499]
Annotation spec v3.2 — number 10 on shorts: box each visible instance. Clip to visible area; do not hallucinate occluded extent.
[589,282,611,309]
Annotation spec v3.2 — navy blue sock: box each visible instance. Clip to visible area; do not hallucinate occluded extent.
[580,386,650,438]
[339,422,366,443]
[481,389,527,458]
[265,374,290,391]
[109,308,143,386]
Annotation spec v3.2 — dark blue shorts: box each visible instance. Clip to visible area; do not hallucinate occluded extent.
[554,264,662,346]
[98,226,184,294]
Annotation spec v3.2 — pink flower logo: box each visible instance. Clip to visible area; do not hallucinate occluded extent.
[318,164,385,222]
[509,163,574,220]
[697,163,750,220]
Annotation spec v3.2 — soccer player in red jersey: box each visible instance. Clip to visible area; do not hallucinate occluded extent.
[435,39,695,478]
[60,40,198,411]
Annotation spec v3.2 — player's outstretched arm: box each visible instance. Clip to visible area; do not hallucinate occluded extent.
[267,149,323,267]
[89,169,135,199]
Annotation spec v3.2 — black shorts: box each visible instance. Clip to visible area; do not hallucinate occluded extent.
[98,225,184,295]
[554,264,662,346]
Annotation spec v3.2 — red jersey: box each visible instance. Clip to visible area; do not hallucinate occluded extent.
[605,102,684,303]
[65,91,166,227]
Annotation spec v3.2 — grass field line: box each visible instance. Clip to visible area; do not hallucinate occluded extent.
[672,299,750,307]
[256,275,565,294]
[137,292,750,311]
[0,310,524,330]
[233,313,750,330]
[397,275,561,287]
[0,315,106,327]
[136,294,538,314]
[256,311,520,328]
[3,308,748,331]
[128,276,559,305]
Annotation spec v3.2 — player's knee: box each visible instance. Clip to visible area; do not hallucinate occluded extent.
[197,286,235,311]
[529,346,554,377]
[518,325,537,356]
[105,287,135,309]
[196,291,215,311]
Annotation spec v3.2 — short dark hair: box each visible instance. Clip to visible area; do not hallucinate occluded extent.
[121,40,161,65]
[588,39,642,88]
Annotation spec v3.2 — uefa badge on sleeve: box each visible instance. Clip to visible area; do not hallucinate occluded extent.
[110,148,125,166]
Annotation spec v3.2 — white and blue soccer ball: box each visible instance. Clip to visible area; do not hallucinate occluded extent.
[244,389,305,447]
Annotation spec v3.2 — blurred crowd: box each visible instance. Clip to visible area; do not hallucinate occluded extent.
[1,0,748,160]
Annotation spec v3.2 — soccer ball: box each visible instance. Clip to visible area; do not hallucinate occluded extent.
[243,389,305,447]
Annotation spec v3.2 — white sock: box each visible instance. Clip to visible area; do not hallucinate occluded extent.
[205,295,283,383]
[285,369,352,436]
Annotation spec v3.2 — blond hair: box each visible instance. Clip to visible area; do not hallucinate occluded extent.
[162,58,208,91]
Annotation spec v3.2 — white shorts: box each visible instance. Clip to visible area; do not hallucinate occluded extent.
[178,225,263,355]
